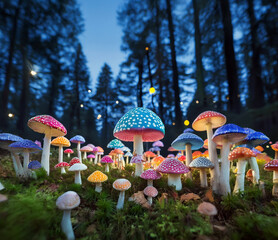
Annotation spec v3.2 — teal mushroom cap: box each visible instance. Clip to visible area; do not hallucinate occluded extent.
[113,107,165,142]
[107,139,124,149]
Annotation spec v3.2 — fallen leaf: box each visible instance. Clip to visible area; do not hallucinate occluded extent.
[129,191,151,209]
[158,193,168,208]
[180,193,200,203]
[204,189,214,202]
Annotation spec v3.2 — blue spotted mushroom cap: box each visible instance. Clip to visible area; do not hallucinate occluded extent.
[0,133,23,149]
[113,107,165,142]
[212,124,247,145]
[28,160,42,169]
[9,139,42,153]
[189,157,214,169]
[171,133,204,150]
[107,139,124,149]
[245,132,269,147]
[183,128,194,133]
[70,135,85,144]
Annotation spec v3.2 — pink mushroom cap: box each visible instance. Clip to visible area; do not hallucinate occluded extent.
[87,154,95,158]
[101,155,113,163]
[153,140,164,147]
[157,158,190,174]
[140,169,162,180]
[64,149,74,154]
[80,146,93,152]
[144,186,158,197]
[130,155,143,163]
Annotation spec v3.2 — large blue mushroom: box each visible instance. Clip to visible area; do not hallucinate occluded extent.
[70,135,85,163]
[113,107,165,176]
[212,124,247,195]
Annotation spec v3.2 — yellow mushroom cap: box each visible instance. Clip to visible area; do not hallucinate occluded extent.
[113,178,131,191]
[51,136,70,147]
[87,170,108,183]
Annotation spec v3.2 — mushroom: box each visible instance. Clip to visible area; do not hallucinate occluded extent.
[64,149,74,158]
[114,149,124,168]
[51,136,71,173]
[87,154,95,162]
[113,179,131,209]
[119,146,131,152]
[68,163,87,185]
[156,158,190,191]
[0,194,8,202]
[192,151,203,160]
[56,191,80,240]
[143,186,158,205]
[212,124,247,195]
[228,147,255,193]
[152,156,165,169]
[100,155,113,172]
[151,146,161,155]
[70,135,85,163]
[197,202,218,217]
[0,133,24,177]
[271,143,278,159]
[113,107,165,177]
[124,151,133,165]
[55,162,70,174]
[35,140,42,148]
[171,132,204,179]
[130,155,144,175]
[144,151,156,163]
[94,146,104,164]
[28,160,42,178]
[28,115,67,175]
[152,141,164,155]
[80,146,93,160]
[189,157,214,188]
[140,169,162,186]
[192,111,226,193]
[107,139,124,149]
[9,139,42,177]
[246,169,253,182]
[264,160,278,197]
[87,170,108,192]
[87,144,95,149]
[69,157,81,166]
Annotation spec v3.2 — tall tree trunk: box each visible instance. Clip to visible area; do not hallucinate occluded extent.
[17,21,29,133]
[146,49,155,110]
[155,0,164,121]
[166,0,182,127]
[247,0,264,108]
[192,0,206,106]
[74,44,81,128]
[219,0,241,113]
[1,0,22,128]
[48,63,60,116]
[137,60,143,107]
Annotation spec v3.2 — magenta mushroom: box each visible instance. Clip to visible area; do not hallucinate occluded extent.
[140,169,162,186]
[100,155,114,172]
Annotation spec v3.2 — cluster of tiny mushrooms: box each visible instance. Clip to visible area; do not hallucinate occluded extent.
[0,107,277,240]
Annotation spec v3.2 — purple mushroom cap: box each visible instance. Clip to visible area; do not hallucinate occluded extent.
[70,135,85,144]
[35,140,41,148]
[28,160,42,169]
[130,155,143,163]
[152,140,164,147]
[9,139,42,152]
[87,154,95,158]
[101,155,113,163]
[157,158,189,174]
[140,169,162,180]
[87,144,95,149]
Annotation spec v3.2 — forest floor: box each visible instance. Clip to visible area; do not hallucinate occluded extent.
[0,149,278,240]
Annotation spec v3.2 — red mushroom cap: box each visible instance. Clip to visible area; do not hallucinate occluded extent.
[178,155,186,162]
[271,143,278,152]
[28,115,67,136]
[143,186,158,197]
[101,155,113,163]
[64,149,74,154]
[69,157,81,166]
[55,162,70,168]
[192,111,226,131]
[140,169,162,180]
[157,158,189,174]
[144,151,156,158]
[264,159,278,171]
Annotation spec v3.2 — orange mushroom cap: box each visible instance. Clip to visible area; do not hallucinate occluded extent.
[97,146,104,152]
[114,149,124,155]
[202,150,209,157]
[255,146,264,152]
[271,143,278,152]
[87,170,108,183]
[144,151,156,158]
[192,151,203,159]
[228,147,255,161]
[153,156,165,164]
[51,136,70,147]
[113,179,131,191]
[192,111,226,131]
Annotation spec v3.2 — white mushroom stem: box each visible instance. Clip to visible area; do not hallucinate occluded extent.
[272,171,278,197]
[199,169,208,188]
[206,123,220,193]
[233,159,247,193]
[98,154,101,163]
[95,183,102,192]
[147,196,153,205]
[11,153,19,176]
[105,164,110,173]
[58,146,65,174]
[61,210,75,240]
[83,152,87,160]
[125,156,129,165]
[77,143,82,163]
[249,156,260,184]
[219,141,231,195]
[67,153,70,158]
[0,181,4,190]
[181,150,185,155]
[133,135,144,176]
[94,154,98,164]
[185,144,193,179]
[61,167,66,174]
[157,151,160,156]
[74,171,82,185]
[275,152,278,159]
[147,179,153,186]
[116,191,125,209]
[41,132,52,175]
[11,152,24,177]
[23,151,30,174]
[167,174,182,191]
[122,157,125,167]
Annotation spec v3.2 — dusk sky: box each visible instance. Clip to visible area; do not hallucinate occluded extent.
[79,0,126,86]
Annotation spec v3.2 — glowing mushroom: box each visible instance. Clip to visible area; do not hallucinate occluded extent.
[100,155,113,172]
[212,124,247,195]
[113,107,165,177]
[192,111,226,193]
[113,179,131,209]
[51,136,71,173]
[87,170,108,192]
[56,191,80,240]
[264,160,278,197]
[70,135,85,163]
[156,158,190,191]
[28,115,67,175]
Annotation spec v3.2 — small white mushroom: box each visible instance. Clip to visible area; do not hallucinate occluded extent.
[68,163,87,185]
